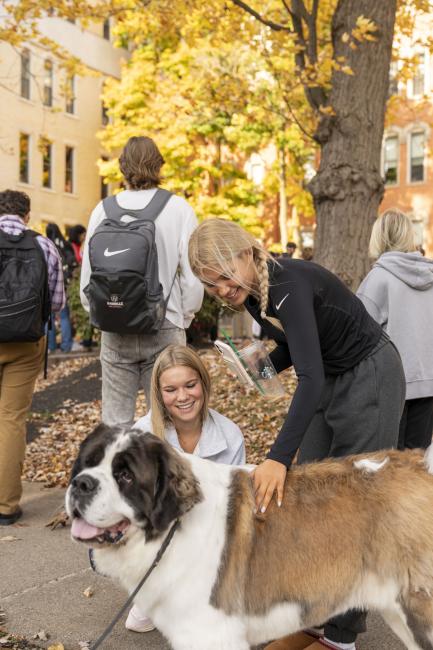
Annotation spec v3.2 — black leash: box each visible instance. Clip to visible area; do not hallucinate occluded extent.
[90,518,180,650]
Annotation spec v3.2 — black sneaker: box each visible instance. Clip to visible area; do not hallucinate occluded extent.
[0,508,22,526]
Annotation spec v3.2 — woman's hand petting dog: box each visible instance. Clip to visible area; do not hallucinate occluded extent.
[252,459,287,513]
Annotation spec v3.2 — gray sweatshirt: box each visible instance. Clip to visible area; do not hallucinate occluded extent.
[357,251,433,400]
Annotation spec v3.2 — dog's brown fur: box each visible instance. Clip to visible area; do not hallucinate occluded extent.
[212,449,433,639]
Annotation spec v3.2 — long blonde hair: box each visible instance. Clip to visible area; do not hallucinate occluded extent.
[369,209,417,259]
[188,218,273,318]
[150,345,211,440]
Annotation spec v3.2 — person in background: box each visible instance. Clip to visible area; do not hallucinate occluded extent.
[67,225,93,349]
[0,190,64,525]
[284,241,297,258]
[301,246,314,261]
[357,208,433,451]
[46,223,76,353]
[68,224,86,265]
[188,217,405,650]
[126,344,245,633]
[80,136,203,426]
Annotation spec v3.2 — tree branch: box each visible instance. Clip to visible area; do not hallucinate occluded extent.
[290,0,310,25]
[281,0,291,15]
[231,0,292,32]
[308,0,319,64]
[234,0,327,111]
[288,0,327,110]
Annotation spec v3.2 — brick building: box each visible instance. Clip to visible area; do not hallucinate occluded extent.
[381,14,433,256]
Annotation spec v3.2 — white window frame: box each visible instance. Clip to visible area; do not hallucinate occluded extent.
[42,140,53,189]
[20,49,31,100]
[103,18,110,40]
[408,49,429,99]
[382,134,399,186]
[65,75,76,115]
[19,132,31,184]
[43,59,53,107]
[64,144,75,194]
[408,130,426,184]
[388,60,399,97]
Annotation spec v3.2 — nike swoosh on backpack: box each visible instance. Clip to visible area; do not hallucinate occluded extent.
[103,247,131,257]
[275,294,290,310]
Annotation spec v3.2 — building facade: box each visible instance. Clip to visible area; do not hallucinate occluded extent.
[0,18,126,231]
[381,14,433,256]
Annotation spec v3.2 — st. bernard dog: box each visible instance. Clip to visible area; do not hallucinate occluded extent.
[66,423,433,650]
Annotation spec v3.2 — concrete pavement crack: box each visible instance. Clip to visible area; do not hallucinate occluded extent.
[0,567,92,601]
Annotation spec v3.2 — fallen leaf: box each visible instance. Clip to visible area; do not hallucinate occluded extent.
[0,536,20,542]
[48,645,65,650]
[46,509,69,530]
[83,587,93,598]
[34,629,49,640]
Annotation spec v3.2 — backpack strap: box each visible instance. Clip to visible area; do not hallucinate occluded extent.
[28,230,52,334]
[102,189,173,223]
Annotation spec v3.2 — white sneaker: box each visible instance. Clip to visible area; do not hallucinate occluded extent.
[125,605,156,633]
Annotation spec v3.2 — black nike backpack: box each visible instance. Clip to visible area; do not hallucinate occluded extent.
[84,189,174,335]
[0,229,50,342]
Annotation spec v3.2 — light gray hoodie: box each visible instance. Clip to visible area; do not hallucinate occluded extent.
[357,251,433,400]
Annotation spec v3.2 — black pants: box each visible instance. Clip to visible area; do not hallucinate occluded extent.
[398,396,433,451]
[297,336,405,644]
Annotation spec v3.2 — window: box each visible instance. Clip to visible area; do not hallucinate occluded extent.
[20,49,31,99]
[388,61,399,97]
[65,146,74,193]
[409,131,425,183]
[101,101,109,125]
[65,75,75,114]
[412,53,425,97]
[43,60,53,107]
[42,140,52,188]
[383,135,399,185]
[103,19,110,40]
[100,156,109,199]
[19,133,30,183]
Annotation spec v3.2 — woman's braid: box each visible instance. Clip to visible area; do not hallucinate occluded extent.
[254,247,270,318]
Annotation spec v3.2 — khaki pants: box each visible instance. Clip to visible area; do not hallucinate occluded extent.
[0,338,46,514]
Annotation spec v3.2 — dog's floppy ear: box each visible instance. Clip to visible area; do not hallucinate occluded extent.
[70,423,120,481]
[149,438,203,537]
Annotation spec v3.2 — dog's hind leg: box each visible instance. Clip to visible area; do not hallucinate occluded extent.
[381,605,422,650]
[397,591,433,650]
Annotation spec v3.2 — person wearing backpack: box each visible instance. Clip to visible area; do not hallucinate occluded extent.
[0,190,65,525]
[80,136,203,427]
[45,223,77,353]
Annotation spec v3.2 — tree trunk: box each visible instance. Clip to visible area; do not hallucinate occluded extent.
[308,0,397,290]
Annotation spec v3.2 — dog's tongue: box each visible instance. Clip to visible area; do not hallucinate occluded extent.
[71,518,104,540]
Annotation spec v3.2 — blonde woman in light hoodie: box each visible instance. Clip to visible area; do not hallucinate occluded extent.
[357,209,433,450]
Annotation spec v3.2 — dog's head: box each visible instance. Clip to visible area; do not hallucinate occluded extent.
[66,423,203,547]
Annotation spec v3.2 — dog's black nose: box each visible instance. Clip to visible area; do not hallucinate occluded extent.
[72,474,99,495]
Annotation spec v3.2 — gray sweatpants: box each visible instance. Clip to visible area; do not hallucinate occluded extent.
[298,333,405,644]
[100,322,186,428]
